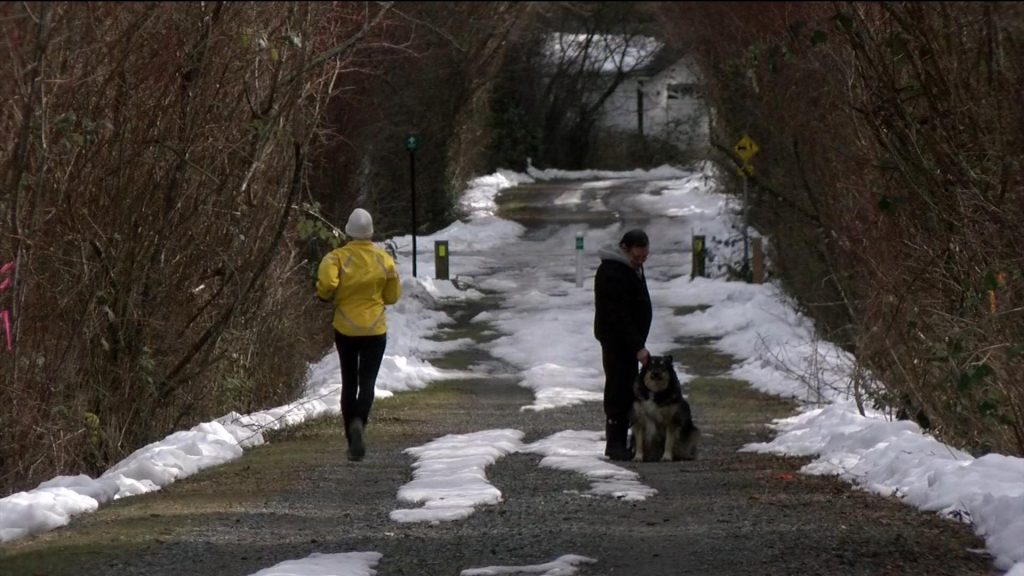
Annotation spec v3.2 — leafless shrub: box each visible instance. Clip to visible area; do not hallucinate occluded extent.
[0,2,396,494]
[654,2,1023,455]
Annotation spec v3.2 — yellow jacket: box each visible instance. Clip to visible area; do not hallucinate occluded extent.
[316,241,400,336]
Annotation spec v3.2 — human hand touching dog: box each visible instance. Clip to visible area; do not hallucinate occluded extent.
[636,347,650,366]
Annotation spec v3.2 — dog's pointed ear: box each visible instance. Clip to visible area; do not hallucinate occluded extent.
[666,354,673,364]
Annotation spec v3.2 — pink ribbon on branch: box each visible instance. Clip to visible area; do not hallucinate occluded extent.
[0,260,14,351]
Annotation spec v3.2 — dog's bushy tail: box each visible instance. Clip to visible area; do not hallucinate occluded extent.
[678,420,700,461]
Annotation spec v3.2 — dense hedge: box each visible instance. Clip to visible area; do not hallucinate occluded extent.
[655,2,1023,455]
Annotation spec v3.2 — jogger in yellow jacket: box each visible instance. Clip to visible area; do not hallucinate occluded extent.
[316,208,400,461]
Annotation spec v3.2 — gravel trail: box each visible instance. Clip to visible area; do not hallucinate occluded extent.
[0,179,996,576]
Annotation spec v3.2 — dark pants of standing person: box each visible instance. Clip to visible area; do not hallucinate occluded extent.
[602,344,639,458]
[334,332,387,433]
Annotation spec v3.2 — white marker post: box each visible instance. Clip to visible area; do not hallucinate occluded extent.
[575,232,584,287]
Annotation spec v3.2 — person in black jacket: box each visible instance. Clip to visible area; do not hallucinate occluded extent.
[594,228,652,461]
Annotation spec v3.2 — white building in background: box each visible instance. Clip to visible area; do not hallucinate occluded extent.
[597,54,709,150]
[541,33,710,152]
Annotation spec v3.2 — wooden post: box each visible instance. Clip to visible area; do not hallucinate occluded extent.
[751,237,764,284]
[691,235,705,279]
[432,240,448,278]
[434,241,449,280]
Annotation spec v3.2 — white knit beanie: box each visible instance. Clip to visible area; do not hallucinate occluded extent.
[345,208,374,240]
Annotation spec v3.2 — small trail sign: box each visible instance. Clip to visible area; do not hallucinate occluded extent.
[734,134,759,163]
[736,164,755,177]
[405,134,420,152]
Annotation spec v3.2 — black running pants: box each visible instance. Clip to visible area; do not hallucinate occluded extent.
[334,331,387,431]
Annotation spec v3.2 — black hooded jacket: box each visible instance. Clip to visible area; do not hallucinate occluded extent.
[593,244,652,354]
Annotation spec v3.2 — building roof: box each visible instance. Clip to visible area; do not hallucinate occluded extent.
[543,33,665,75]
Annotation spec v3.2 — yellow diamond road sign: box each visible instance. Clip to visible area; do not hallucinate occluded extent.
[734,135,759,162]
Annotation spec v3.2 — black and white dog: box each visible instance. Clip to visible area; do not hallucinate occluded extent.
[630,355,700,462]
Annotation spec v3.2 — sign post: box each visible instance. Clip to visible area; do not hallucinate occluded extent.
[575,232,584,287]
[691,235,706,279]
[406,133,420,277]
[636,81,645,136]
[733,134,759,281]
[752,237,764,284]
[435,241,449,280]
